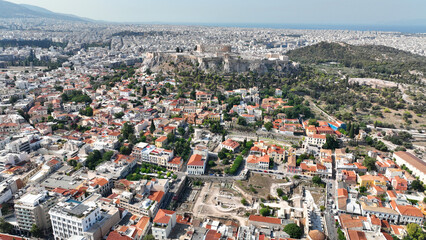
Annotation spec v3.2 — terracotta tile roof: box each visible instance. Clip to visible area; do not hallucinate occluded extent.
[394,151,426,174]
[222,139,240,149]
[339,214,364,229]
[135,216,150,231]
[391,225,405,235]
[92,177,109,186]
[247,155,270,164]
[396,205,423,217]
[312,134,326,139]
[205,230,222,240]
[156,136,168,143]
[188,154,204,166]
[168,157,182,165]
[248,215,281,225]
[148,191,164,202]
[153,209,175,224]
[347,230,367,240]
[106,231,132,240]
[370,215,381,226]
[0,234,24,240]
[338,188,348,197]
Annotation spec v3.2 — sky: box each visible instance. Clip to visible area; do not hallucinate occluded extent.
[6,0,426,26]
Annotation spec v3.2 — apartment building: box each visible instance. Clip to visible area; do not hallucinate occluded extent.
[49,196,120,240]
[15,190,58,234]
[152,209,176,240]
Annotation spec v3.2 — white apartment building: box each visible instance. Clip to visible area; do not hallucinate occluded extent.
[306,134,327,146]
[49,199,101,240]
[15,190,57,234]
[152,209,176,240]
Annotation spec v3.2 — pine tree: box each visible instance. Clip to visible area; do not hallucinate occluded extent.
[349,124,355,138]
[142,85,147,96]
[347,122,352,133]
[150,121,155,133]
[354,124,360,135]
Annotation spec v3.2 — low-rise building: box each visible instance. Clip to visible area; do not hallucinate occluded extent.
[393,152,426,183]
[246,155,269,170]
[220,139,240,152]
[152,209,176,240]
[187,154,206,175]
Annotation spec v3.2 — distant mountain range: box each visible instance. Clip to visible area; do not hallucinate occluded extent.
[0,0,91,22]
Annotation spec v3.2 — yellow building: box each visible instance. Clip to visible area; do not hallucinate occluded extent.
[155,136,168,148]
[358,174,388,188]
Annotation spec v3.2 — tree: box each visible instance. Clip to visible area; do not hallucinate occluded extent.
[178,127,185,136]
[167,133,175,143]
[229,155,243,174]
[190,88,196,100]
[121,122,135,140]
[120,145,132,155]
[312,175,322,185]
[218,148,228,160]
[142,85,147,96]
[0,218,13,233]
[410,180,424,192]
[363,157,377,172]
[337,227,346,240]
[241,198,248,206]
[31,224,43,238]
[406,223,425,240]
[102,151,114,162]
[264,122,273,131]
[365,135,374,145]
[68,159,77,167]
[277,188,284,197]
[359,186,367,193]
[322,134,339,150]
[308,119,319,127]
[259,208,270,216]
[349,123,355,138]
[79,106,93,116]
[114,112,124,119]
[150,121,156,133]
[237,116,247,126]
[347,122,352,132]
[283,223,303,239]
[143,235,155,240]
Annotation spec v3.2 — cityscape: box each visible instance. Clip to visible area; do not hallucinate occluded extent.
[0,0,425,240]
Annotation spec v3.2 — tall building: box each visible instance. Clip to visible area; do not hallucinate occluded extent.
[49,196,120,240]
[14,190,57,234]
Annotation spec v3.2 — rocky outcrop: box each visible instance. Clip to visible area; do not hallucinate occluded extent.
[143,52,299,74]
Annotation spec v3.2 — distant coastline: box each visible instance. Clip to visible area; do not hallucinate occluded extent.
[147,22,426,34]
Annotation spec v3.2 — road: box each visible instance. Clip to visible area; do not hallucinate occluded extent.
[228,130,301,145]
[367,125,426,139]
[309,101,337,123]
[323,170,338,240]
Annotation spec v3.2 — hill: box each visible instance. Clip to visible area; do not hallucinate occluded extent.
[287,42,426,76]
[0,0,89,22]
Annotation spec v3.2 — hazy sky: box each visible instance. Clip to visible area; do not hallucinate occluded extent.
[7,0,426,25]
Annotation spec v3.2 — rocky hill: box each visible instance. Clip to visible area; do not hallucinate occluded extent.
[287,42,426,76]
[143,52,299,74]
